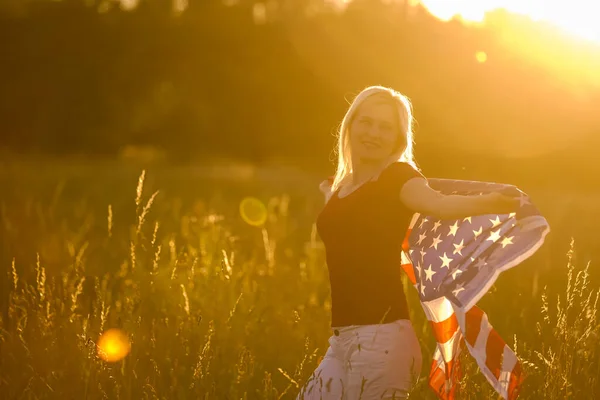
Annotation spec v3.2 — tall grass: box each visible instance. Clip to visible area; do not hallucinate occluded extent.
[0,168,598,399]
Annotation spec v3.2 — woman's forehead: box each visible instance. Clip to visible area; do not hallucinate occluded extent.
[356,97,396,119]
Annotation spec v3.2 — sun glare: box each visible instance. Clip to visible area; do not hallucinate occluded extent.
[97,329,131,363]
[419,0,600,43]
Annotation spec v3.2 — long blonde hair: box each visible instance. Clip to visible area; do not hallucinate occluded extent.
[330,85,419,194]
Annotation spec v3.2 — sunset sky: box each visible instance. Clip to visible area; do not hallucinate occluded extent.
[419,0,600,43]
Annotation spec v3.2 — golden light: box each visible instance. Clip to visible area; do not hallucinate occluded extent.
[475,51,487,63]
[239,197,267,227]
[97,329,131,363]
[419,0,600,43]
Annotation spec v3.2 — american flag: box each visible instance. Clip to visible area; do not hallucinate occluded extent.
[398,178,550,399]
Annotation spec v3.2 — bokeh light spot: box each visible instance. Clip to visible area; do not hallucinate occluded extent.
[97,329,131,363]
[476,51,488,63]
[239,197,267,227]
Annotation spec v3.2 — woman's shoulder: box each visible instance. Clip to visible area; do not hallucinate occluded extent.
[379,161,425,183]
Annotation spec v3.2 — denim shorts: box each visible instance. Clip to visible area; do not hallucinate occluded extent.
[296,319,422,399]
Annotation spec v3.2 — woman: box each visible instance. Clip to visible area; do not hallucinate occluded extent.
[296,86,520,399]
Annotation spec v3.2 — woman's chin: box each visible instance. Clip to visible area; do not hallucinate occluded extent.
[357,153,387,164]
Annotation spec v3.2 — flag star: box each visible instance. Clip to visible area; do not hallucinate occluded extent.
[424,264,436,282]
[417,233,427,245]
[419,248,427,261]
[473,226,483,239]
[463,216,472,223]
[439,252,452,269]
[475,257,488,269]
[452,284,465,297]
[418,217,429,229]
[500,236,514,248]
[490,215,502,228]
[453,239,465,256]
[430,234,442,250]
[450,267,463,280]
[448,221,459,237]
[419,283,426,296]
[519,194,531,207]
[487,228,501,243]
[431,221,442,233]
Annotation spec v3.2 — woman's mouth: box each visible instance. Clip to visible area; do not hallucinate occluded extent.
[362,141,380,149]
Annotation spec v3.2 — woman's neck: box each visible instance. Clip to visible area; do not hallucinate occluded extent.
[351,159,387,184]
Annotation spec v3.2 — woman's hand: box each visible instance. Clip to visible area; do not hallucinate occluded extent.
[488,192,521,215]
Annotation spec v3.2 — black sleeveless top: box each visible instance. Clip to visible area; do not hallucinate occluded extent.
[316,162,425,327]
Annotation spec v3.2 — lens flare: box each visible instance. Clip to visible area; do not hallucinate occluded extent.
[97,329,131,362]
[475,51,488,63]
[239,197,267,227]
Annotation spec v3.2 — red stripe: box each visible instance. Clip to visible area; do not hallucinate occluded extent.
[465,306,484,346]
[431,314,459,344]
[508,362,524,400]
[429,363,450,400]
[402,228,412,252]
[485,330,507,380]
[401,262,417,285]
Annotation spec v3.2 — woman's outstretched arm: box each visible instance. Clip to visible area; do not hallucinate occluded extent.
[400,177,520,219]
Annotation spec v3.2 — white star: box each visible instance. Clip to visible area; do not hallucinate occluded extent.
[487,229,501,243]
[450,267,463,280]
[417,233,427,245]
[431,220,442,233]
[452,284,465,297]
[473,226,483,239]
[475,257,488,269]
[430,234,442,250]
[463,216,472,223]
[448,221,459,237]
[519,194,531,207]
[418,217,429,229]
[453,239,465,256]
[419,283,426,296]
[500,236,514,248]
[439,252,452,269]
[490,216,502,228]
[419,248,427,261]
[424,264,436,282]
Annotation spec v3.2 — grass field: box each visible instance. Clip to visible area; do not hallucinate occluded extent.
[0,158,599,399]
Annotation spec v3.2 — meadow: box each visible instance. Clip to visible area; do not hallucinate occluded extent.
[0,158,599,399]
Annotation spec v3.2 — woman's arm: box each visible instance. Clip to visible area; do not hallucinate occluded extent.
[400,177,520,219]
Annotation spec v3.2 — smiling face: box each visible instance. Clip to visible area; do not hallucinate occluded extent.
[348,94,405,165]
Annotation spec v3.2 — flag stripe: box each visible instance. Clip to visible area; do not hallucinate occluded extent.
[509,362,523,399]
[431,314,459,344]
[422,297,456,323]
[485,329,507,380]
[465,306,484,347]
[436,328,462,362]
[499,345,518,389]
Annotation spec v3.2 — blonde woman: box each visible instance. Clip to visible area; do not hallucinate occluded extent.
[296,86,520,399]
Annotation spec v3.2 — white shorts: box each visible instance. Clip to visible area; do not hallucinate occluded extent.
[296,319,422,400]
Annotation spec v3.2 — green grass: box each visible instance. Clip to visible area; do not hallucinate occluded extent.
[0,160,599,399]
